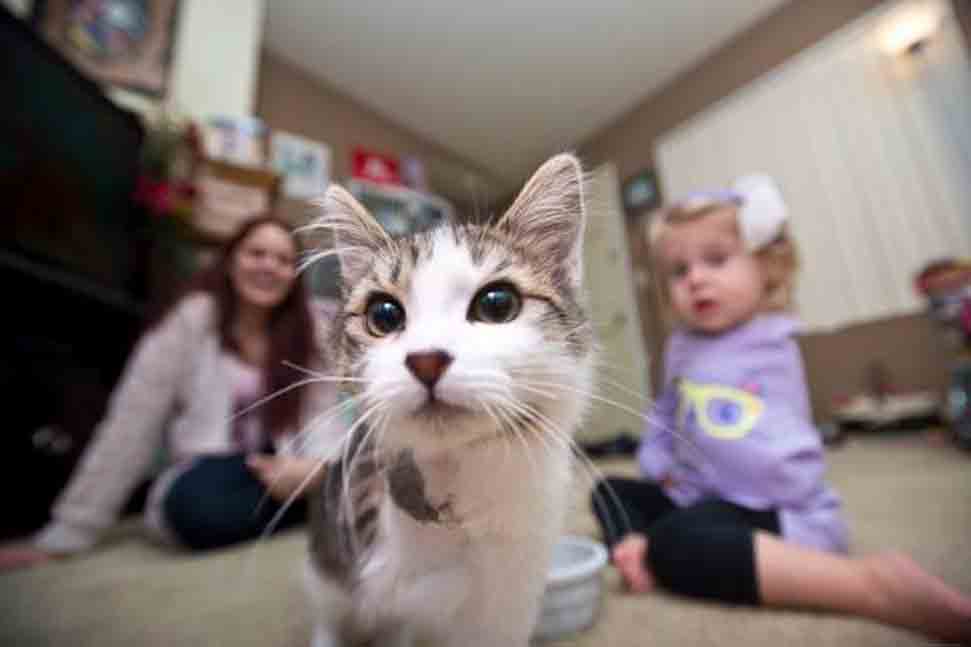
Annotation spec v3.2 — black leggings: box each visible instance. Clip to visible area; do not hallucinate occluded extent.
[163,454,307,551]
[591,477,780,605]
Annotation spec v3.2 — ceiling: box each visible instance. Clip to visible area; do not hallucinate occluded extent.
[263,1,789,200]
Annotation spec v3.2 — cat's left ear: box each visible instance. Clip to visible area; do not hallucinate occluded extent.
[497,153,586,287]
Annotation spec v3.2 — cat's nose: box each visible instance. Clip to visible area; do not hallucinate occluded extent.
[405,350,453,390]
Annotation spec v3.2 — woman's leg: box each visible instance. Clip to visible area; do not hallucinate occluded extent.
[163,454,306,551]
[755,532,971,642]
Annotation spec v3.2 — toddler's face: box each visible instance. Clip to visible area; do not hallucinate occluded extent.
[658,208,767,334]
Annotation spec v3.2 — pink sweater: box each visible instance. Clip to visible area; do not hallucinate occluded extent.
[36,294,342,553]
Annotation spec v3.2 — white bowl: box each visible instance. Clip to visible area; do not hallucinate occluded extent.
[532,535,609,642]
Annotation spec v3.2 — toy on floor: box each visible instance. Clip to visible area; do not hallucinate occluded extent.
[915,258,971,449]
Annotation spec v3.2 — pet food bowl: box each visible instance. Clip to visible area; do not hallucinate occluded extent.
[532,535,609,642]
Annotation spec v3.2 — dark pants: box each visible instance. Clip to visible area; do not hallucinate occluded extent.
[591,477,780,605]
[163,454,307,551]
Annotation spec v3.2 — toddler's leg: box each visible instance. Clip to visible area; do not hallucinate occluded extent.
[755,533,971,643]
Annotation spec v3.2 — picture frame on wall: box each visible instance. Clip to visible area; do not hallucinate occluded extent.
[32,0,181,97]
[269,131,332,200]
[621,168,662,218]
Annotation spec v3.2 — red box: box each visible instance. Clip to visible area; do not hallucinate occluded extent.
[352,148,401,185]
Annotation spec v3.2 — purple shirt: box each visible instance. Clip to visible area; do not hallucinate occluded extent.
[638,314,849,553]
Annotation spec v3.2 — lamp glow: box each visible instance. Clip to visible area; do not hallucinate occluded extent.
[878,2,944,56]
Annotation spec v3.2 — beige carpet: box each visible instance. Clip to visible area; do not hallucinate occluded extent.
[1,432,968,647]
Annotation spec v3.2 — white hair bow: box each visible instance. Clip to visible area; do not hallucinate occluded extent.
[732,174,788,251]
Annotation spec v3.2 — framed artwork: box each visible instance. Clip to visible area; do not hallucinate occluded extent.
[621,168,662,217]
[32,0,181,97]
[269,131,332,200]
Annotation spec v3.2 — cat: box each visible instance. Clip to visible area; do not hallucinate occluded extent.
[303,153,595,647]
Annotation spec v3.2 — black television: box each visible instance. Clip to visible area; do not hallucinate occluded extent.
[0,6,149,539]
[0,5,146,304]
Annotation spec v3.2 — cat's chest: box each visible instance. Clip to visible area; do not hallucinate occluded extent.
[384,449,496,537]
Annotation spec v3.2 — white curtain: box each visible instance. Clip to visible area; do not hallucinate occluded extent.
[656,0,971,331]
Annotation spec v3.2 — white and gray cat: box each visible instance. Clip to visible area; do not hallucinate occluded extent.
[304,154,595,647]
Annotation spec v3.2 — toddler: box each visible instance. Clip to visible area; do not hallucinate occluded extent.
[591,175,971,642]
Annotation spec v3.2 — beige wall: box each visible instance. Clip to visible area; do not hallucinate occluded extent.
[165,0,265,120]
[579,0,886,181]
[255,49,502,220]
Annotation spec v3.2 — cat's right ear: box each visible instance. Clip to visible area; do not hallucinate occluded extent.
[496,153,587,288]
[317,185,391,285]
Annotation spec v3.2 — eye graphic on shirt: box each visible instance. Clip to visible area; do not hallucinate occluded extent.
[677,379,764,440]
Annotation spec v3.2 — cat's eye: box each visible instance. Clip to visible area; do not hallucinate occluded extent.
[366,295,406,336]
[469,282,522,324]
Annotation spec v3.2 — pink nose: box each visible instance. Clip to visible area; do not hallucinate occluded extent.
[405,350,453,389]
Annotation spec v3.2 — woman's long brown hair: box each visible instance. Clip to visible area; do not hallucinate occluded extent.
[147,215,315,436]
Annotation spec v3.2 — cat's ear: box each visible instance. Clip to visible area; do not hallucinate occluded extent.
[497,153,586,287]
[317,185,391,285]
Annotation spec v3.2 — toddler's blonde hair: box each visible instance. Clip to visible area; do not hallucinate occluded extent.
[646,196,798,314]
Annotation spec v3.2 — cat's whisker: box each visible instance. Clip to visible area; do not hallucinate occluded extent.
[335,403,390,555]
[291,395,363,457]
[343,407,392,554]
[281,360,369,383]
[515,401,634,541]
[509,358,655,407]
[488,398,540,479]
[235,404,380,592]
[478,399,515,473]
[267,402,385,545]
[492,393,560,454]
[516,379,709,462]
[590,374,655,407]
[296,240,381,273]
[494,395,633,544]
[228,375,349,424]
[245,396,362,529]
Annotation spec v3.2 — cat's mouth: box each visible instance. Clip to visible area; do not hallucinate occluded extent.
[412,396,470,421]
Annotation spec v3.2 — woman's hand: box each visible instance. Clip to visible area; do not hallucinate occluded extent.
[246,454,327,502]
[0,543,55,572]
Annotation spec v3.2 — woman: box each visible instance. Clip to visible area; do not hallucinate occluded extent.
[1,215,342,568]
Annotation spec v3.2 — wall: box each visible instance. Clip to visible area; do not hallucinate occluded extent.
[579,0,886,179]
[163,0,264,120]
[579,164,650,442]
[255,49,501,220]
[798,313,951,422]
